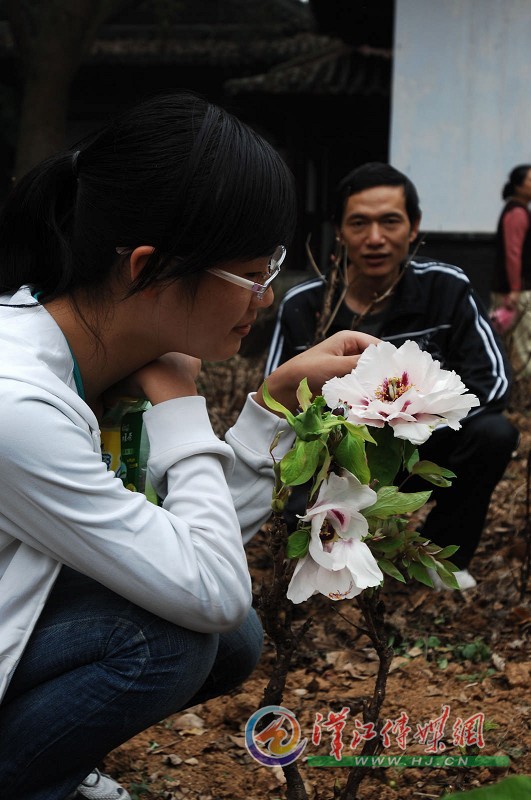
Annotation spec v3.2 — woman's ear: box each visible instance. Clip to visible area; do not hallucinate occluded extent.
[129,246,155,284]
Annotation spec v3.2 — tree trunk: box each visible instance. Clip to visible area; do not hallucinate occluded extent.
[7,0,130,179]
[14,59,72,179]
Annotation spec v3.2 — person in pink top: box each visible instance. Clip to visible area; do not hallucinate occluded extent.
[492,164,531,374]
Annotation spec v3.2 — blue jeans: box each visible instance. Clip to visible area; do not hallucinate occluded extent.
[0,567,263,800]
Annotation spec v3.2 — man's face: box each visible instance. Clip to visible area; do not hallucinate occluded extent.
[338,185,420,284]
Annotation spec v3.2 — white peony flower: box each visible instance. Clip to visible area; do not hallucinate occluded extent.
[287,471,383,603]
[322,340,480,445]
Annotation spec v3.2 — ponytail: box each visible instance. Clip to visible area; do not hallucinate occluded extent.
[0,151,79,297]
[502,181,513,201]
[0,92,296,302]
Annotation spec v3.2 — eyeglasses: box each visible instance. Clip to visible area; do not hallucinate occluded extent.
[208,245,286,300]
[115,245,286,300]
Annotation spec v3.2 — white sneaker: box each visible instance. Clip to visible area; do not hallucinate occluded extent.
[68,769,131,800]
[428,568,477,591]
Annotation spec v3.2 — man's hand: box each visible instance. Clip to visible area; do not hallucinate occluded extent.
[254,330,380,413]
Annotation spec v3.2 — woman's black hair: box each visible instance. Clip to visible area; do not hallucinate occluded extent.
[502,164,531,201]
[333,162,421,226]
[0,92,296,300]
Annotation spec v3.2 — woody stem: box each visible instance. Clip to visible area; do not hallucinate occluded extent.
[339,590,394,800]
[259,512,312,800]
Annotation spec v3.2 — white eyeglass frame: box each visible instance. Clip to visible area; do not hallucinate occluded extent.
[207,245,286,300]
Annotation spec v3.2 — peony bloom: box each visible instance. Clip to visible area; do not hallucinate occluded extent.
[322,340,480,445]
[287,471,382,603]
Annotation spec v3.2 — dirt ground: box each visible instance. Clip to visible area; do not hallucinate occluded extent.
[105,357,531,800]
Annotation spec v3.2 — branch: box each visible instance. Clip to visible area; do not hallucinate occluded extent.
[339,590,394,800]
[258,513,312,800]
[519,449,531,600]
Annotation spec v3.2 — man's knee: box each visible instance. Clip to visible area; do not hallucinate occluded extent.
[461,413,519,459]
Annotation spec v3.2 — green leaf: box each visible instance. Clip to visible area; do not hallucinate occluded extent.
[371,537,403,555]
[280,438,324,485]
[437,558,459,573]
[296,378,313,411]
[334,432,371,484]
[363,486,431,519]
[365,424,404,486]
[269,430,284,456]
[378,558,406,583]
[444,776,531,799]
[411,460,456,478]
[291,402,329,441]
[310,447,332,500]
[403,441,419,472]
[286,528,310,559]
[407,561,434,587]
[416,550,439,570]
[436,569,459,589]
[343,421,376,444]
[410,460,456,487]
[436,545,460,558]
[262,381,296,425]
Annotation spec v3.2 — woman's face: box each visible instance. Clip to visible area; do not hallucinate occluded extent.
[516,170,531,203]
[152,255,275,361]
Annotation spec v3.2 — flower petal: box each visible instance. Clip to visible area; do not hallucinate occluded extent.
[330,539,383,587]
[321,339,479,444]
[286,555,320,603]
[315,565,363,600]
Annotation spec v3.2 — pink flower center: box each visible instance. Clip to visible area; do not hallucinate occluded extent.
[375,372,412,402]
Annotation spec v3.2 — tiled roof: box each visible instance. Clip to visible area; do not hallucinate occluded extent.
[0,21,390,96]
[225,42,391,95]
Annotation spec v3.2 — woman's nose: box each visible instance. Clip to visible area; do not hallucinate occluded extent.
[254,285,274,308]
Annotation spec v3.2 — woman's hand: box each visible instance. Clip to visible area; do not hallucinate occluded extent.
[103,353,202,409]
[254,330,380,413]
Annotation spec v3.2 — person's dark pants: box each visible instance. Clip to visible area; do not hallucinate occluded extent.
[410,412,518,568]
[0,567,263,800]
[283,412,518,570]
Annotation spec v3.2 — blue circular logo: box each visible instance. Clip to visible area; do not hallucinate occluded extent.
[245,705,307,766]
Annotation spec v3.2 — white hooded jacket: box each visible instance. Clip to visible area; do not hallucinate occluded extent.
[0,286,293,701]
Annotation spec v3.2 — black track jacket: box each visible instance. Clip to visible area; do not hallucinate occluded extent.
[265,258,511,414]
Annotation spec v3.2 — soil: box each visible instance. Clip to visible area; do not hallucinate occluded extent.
[105,356,531,800]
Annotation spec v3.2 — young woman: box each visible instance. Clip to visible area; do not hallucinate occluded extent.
[0,93,375,799]
[492,163,531,374]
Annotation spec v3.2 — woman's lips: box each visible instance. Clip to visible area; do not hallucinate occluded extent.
[233,324,252,336]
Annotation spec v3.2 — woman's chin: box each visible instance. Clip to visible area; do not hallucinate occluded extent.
[203,340,242,363]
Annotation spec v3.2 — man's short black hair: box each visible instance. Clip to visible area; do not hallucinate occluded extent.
[333,162,421,226]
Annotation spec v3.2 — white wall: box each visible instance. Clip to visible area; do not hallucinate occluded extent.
[390,0,531,232]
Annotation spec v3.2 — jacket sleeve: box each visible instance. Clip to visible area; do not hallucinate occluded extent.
[264,300,299,374]
[265,281,325,375]
[446,281,511,411]
[502,206,528,291]
[225,395,295,544]
[0,392,271,633]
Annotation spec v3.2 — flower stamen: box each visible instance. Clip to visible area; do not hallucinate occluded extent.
[319,519,337,543]
[328,581,355,600]
[375,372,413,402]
